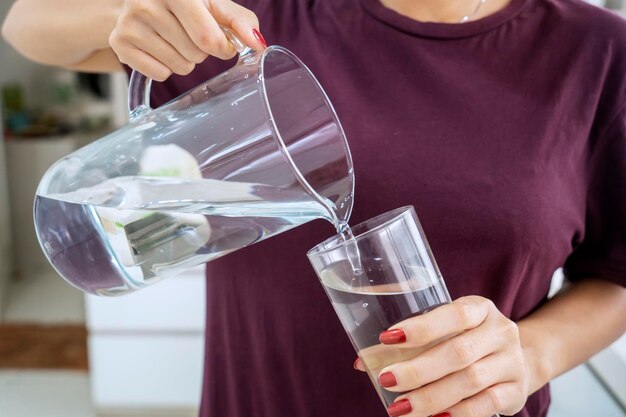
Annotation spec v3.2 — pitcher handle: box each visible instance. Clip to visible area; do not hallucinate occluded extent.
[128,26,255,121]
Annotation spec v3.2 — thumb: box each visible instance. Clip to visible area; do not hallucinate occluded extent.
[210,0,267,51]
[353,357,367,372]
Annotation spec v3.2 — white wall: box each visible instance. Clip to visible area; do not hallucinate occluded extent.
[0,0,54,107]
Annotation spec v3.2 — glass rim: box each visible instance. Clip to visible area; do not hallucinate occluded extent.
[258,46,355,221]
[306,206,416,257]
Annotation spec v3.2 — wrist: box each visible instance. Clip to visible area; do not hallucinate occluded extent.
[517,321,556,395]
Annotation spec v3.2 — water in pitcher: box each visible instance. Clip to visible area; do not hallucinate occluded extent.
[35,175,354,295]
[320,259,449,405]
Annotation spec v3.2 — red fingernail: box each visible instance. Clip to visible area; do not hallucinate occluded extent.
[353,357,361,370]
[379,329,406,344]
[379,372,397,388]
[433,413,451,417]
[386,399,412,417]
[252,28,267,48]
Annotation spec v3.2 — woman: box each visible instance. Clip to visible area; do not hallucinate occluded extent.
[3,0,626,416]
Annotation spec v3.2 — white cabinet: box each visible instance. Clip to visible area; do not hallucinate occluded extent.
[86,267,206,415]
[86,270,206,332]
[89,334,204,410]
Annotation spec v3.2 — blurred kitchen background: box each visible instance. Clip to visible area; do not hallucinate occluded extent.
[0,0,625,416]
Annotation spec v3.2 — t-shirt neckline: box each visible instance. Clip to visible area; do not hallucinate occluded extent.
[361,0,531,39]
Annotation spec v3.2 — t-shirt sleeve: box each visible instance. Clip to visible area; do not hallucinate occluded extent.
[563,105,626,287]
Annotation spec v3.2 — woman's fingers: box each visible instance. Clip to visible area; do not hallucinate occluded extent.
[110,0,264,79]
[148,10,208,64]
[209,0,265,49]
[369,296,528,416]
[381,296,494,348]
[353,357,366,372]
[444,382,526,417]
[111,0,198,78]
[111,19,194,77]
[110,41,172,81]
[168,0,236,59]
[389,353,517,415]
[380,318,508,392]
[140,31,195,76]
[387,382,523,417]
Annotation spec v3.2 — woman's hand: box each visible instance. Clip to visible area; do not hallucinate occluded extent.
[109,0,266,81]
[356,296,531,417]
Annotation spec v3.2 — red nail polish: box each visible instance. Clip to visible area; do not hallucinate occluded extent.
[252,28,267,48]
[379,329,406,344]
[379,372,397,388]
[387,399,412,417]
[433,413,451,417]
[353,358,361,370]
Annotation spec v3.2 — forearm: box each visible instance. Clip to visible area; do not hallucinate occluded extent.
[518,278,626,394]
[2,0,122,68]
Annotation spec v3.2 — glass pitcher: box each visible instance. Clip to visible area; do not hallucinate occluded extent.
[34,29,354,296]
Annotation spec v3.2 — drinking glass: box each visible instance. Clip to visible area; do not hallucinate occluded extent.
[308,207,501,416]
[308,206,450,406]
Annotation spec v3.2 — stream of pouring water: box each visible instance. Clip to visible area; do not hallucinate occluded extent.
[314,196,363,278]
[337,220,363,277]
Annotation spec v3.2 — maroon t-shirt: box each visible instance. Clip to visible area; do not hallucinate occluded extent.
[141,0,626,415]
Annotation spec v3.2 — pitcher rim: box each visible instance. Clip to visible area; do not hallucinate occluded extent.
[258,46,355,222]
